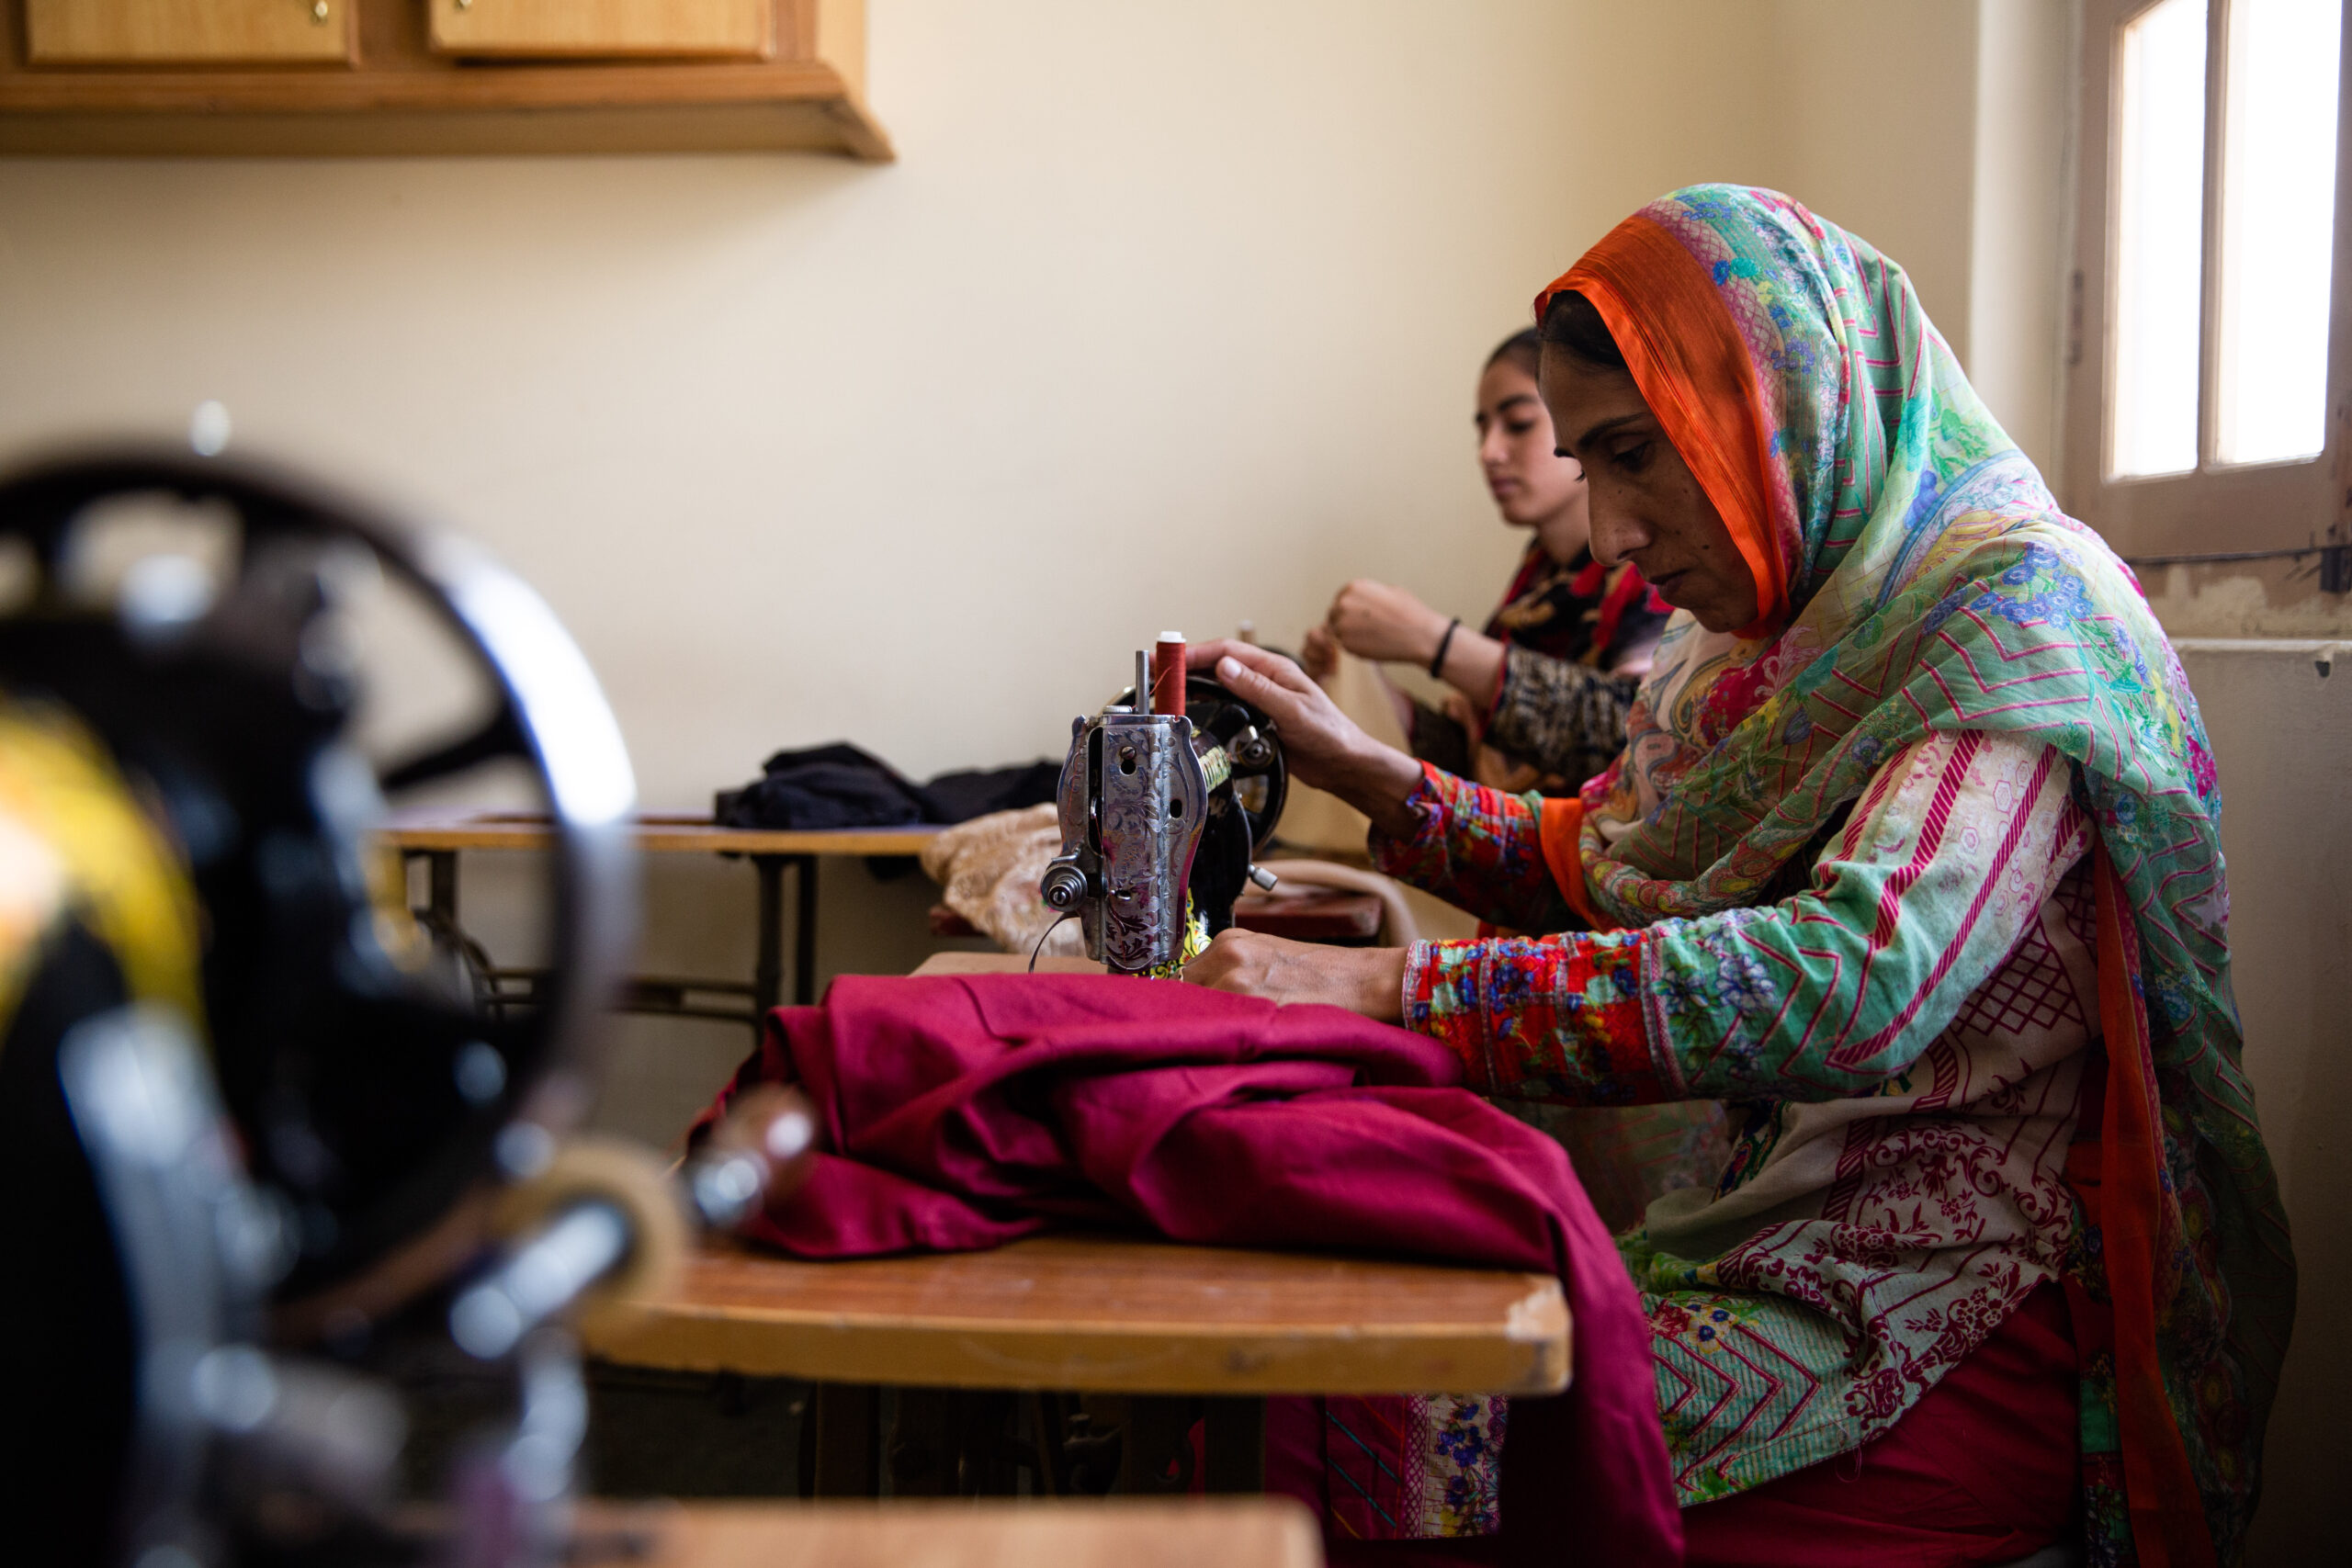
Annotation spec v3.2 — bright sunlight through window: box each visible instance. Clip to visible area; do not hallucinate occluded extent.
[2109,0,2209,479]
[2216,0,2344,466]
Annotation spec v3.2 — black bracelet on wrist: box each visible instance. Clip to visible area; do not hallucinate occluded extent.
[1428,617,1463,679]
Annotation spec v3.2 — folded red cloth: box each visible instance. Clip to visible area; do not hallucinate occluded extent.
[694,973,1679,1566]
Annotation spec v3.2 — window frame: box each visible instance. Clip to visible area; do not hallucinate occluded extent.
[2062,0,2352,560]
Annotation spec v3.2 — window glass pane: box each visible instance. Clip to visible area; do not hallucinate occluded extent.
[2216,0,2343,465]
[2110,0,2210,478]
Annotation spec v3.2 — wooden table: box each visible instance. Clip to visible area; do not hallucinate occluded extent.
[380,810,943,1030]
[582,1499,1320,1568]
[585,1234,1570,1498]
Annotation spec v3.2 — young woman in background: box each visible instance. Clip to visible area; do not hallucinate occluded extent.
[1304,329,1667,794]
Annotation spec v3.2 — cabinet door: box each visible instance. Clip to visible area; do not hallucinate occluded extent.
[428,0,775,60]
[26,0,356,65]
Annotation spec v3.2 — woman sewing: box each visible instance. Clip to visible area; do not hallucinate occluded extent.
[1188,186,2292,1566]
[1302,329,1667,794]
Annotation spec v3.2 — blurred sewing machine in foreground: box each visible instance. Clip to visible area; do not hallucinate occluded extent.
[1042,635,1290,976]
[0,449,824,1567]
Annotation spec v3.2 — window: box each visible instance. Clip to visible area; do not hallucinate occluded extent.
[2065,0,2350,566]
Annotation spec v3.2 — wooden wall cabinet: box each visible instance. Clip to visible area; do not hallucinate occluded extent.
[28,1,357,66]
[428,0,775,62]
[0,0,888,159]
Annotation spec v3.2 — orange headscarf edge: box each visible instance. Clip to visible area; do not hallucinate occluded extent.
[1537,795,1616,932]
[1533,215,1789,639]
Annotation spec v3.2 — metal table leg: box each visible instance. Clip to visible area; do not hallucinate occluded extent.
[752,854,785,1029]
[751,853,820,1025]
[793,852,819,1006]
[424,849,458,925]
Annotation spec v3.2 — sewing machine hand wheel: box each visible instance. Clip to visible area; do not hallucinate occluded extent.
[1114,672,1290,852]
[0,448,637,1303]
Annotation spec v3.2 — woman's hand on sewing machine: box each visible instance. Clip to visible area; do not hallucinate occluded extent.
[1183,929,1407,1021]
[1185,639,1423,837]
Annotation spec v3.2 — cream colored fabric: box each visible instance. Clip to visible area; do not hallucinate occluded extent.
[918,810,1436,958]
[917,802,1084,958]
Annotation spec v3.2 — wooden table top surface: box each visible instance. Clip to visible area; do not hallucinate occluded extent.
[584,1499,1320,1568]
[379,809,944,856]
[585,1233,1570,1397]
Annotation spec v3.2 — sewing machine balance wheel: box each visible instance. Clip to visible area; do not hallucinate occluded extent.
[0,447,639,1306]
[1114,672,1289,852]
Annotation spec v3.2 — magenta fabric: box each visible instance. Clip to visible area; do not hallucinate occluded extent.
[695,973,1680,1566]
[1679,1284,2078,1568]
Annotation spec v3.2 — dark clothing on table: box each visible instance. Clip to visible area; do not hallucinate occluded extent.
[716,744,1060,831]
[917,760,1064,824]
[717,743,928,830]
[1410,544,1668,794]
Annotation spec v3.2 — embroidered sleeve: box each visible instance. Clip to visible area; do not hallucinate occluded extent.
[1367,761,1574,933]
[1403,732,2090,1105]
[1482,644,1642,787]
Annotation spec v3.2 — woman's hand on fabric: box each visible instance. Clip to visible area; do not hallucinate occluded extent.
[1184,640,1424,836]
[1300,623,1340,683]
[1183,929,1407,1021]
[1326,580,1453,667]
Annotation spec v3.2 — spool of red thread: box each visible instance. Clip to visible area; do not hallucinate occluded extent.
[1151,632,1187,717]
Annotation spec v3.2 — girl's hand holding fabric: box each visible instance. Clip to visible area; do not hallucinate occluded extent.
[1183,640,1423,836]
[1182,927,1407,1021]
[1329,578,1509,703]
[1298,622,1339,682]
[1324,578,1451,665]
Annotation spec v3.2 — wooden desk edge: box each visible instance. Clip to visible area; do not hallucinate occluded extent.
[585,1281,1572,1397]
[585,1498,1323,1568]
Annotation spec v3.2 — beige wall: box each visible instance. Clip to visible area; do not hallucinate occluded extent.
[0,3,1593,807]
[1562,2,1986,360]
[1565,0,2074,468]
[1972,0,2075,475]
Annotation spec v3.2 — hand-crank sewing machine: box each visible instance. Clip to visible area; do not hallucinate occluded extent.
[1043,635,1289,976]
